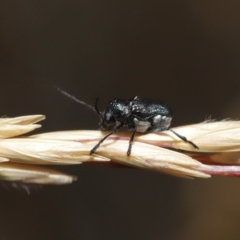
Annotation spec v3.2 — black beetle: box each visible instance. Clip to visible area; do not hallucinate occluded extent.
[56,87,198,156]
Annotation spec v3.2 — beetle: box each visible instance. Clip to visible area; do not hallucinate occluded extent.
[56,87,199,156]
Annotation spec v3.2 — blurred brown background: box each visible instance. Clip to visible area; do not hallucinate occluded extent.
[1,1,240,240]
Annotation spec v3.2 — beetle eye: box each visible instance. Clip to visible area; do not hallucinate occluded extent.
[99,112,115,130]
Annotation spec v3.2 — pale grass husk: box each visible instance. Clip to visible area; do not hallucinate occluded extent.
[0,137,210,179]
[31,120,240,152]
[0,162,76,184]
[158,121,240,152]
[2,115,240,183]
[0,138,109,164]
[0,115,45,138]
[31,120,240,177]
[0,115,77,184]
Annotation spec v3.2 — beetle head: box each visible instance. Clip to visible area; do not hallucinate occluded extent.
[95,98,130,130]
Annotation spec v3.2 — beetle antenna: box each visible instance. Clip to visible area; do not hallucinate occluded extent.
[54,86,96,112]
[94,97,104,121]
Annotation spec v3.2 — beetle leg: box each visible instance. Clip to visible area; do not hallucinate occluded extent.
[169,129,199,150]
[90,123,123,154]
[127,127,137,156]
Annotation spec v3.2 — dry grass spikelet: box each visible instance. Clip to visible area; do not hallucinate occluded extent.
[1,115,240,184]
